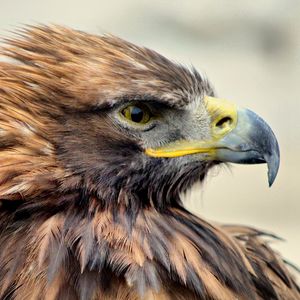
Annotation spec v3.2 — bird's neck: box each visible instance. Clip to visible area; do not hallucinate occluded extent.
[0,190,260,299]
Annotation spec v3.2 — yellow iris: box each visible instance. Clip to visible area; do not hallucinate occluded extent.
[121,104,151,124]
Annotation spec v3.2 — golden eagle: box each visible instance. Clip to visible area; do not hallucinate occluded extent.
[0,25,298,300]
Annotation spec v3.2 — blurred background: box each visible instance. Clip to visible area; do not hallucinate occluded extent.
[0,0,299,265]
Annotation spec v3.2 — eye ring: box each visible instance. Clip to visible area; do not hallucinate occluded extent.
[120,104,152,124]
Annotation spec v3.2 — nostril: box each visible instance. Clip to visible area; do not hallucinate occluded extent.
[216,116,233,128]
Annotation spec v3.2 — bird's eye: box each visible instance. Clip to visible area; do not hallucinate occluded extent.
[121,104,151,124]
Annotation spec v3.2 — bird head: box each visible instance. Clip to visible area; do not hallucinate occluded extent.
[0,25,279,212]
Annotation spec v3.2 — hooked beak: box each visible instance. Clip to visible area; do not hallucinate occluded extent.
[145,96,280,186]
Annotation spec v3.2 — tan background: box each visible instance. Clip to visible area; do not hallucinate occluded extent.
[0,0,299,266]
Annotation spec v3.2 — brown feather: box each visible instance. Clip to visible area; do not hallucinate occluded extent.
[0,25,298,299]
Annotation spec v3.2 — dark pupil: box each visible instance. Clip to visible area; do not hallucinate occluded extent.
[131,107,144,122]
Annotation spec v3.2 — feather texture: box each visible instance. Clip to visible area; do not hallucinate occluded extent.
[0,25,298,299]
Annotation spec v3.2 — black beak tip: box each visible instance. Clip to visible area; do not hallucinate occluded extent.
[246,109,280,187]
[266,145,280,187]
[268,166,278,187]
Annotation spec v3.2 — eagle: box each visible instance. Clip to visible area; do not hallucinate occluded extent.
[0,25,298,300]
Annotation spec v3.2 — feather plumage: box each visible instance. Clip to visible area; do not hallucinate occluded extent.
[0,25,298,299]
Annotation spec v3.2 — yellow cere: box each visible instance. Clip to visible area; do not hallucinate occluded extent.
[145,96,238,158]
[204,96,238,140]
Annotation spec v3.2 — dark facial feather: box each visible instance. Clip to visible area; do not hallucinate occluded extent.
[0,25,298,300]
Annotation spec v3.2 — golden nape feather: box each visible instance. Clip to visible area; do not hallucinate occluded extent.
[0,25,298,300]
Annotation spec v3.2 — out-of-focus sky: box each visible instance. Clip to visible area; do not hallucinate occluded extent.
[0,0,299,265]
